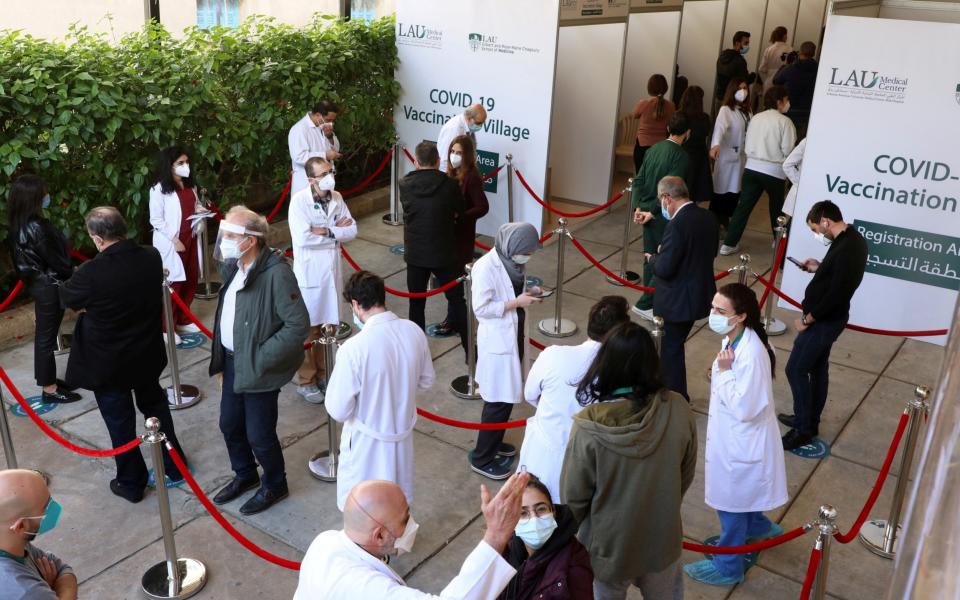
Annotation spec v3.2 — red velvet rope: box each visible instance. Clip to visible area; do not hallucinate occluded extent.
[682,525,808,554]
[69,248,90,263]
[481,165,504,183]
[799,547,822,600]
[714,270,732,282]
[402,146,416,165]
[265,173,293,223]
[833,411,910,544]
[340,150,393,198]
[759,235,788,309]
[0,280,24,313]
[340,247,463,298]
[416,407,527,430]
[529,339,546,351]
[515,169,624,218]
[569,237,654,293]
[475,240,492,251]
[166,445,302,570]
[0,367,143,457]
[169,290,214,339]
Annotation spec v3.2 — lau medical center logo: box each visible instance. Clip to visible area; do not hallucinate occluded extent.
[826,67,908,104]
[397,22,443,50]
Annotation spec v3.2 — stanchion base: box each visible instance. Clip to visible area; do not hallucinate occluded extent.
[537,318,578,338]
[382,213,403,226]
[336,321,352,341]
[450,375,482,400]
[194,282,222,300]
[858,519,899,559]
[53,333,72,356]
[308,451,338,482]
[167,385,202,410]
[141,557,207,600]
[765,318,787,336]
[605,271,640,286]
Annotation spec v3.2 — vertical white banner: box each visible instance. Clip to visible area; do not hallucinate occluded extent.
[395,0,560,235]
[781,16,960,345]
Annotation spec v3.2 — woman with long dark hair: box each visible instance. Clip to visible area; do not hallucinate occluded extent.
[678,85,714,204]
[562,321,697,600]
[149,145,204,344]
[683,283,787,586]
[7,174,81,403]
[631,74,676,174]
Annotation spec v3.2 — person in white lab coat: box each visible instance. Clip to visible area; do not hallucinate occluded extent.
[323,271,435,509]
[437,103,487,172]
[781,137,807,217]
[684,283,788,586]
[288,100,342,194]
[709,79,751,230]
[517,295,630,501]
[294,474,529,599]
[469,223,543,481]
[758,27,792,93]
[288,157,357,402]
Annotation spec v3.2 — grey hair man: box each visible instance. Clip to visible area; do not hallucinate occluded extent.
[437,103,488,171]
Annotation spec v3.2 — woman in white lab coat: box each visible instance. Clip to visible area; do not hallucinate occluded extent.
[758,27,792,93]
[781,137,807,217]
[709,79,751,229]
[684,283,788,586]
[149,145,204,342]
[469,223,543,480]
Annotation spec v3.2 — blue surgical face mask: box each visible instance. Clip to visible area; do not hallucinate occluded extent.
[41,195,51,209]
[708,313,736,335]
[660,201,672,221]
[23,498,62,540]
[468,123,482,133]
[739,44,750,55]
[515,514,557,550]
[353,311,364,331]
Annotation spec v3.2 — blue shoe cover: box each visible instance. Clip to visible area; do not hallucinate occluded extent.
[747,522,785,543]
[683,560,743,586]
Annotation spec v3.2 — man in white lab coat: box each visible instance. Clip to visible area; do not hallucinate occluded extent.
[324,271,435,510]
[288,100,342,194]
[437,103,486,172]
[293,474,529,599]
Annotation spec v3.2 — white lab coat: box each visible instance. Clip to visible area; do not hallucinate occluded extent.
[711,105,749,195]
[705,328,788,513]
[472,251,522,405]
[294,530,516,600]
[758,42,792,92]
[288,188,357,326]
[149,183,201,283]
[437,113,471,172]
[518,339,600,501]
[325,311,435,511]
[288,113,341,194]
[781,138,807,217]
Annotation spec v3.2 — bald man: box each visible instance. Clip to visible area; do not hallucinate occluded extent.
[294,474,529,599]
[437,103,486,172]
[0,470,77,600]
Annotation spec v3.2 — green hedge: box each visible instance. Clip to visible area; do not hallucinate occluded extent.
[0,14,399,260]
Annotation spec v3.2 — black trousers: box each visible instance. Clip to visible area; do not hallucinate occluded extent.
[661,320,695,401]
[710,192,741,227]
[94,382,187,493]
[406,263,467,352]
[633,141,650,176]
[29,280,64,387]
[472,309,525,467]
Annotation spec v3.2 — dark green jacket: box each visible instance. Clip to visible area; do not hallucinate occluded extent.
[631,139,691,213]
[209,249,309,393]
[560,392,698,581]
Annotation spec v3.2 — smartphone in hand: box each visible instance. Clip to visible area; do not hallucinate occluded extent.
[787,256,806,271]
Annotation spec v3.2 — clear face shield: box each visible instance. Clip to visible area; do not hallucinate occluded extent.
[213,221,263,264]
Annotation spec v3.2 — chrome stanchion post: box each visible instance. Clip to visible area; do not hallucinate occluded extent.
[506,154,515,223]
[737,253,751,285]
[859,385,931,559]
[451,265,481,399]
[195,188,221,300]
[52,330,71,355]
[141,418,206,600]
[812,505,838,600]
[651,316,664,355]
[538,219,578,338]
[309,324,341,481]
[0,386,18,469]
[606,178,640,286]
[161,269,202,410]
[334,242,351,341]
[763,216,788,335]
[383,141,403,226]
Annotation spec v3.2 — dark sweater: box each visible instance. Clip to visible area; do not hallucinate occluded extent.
[773,58,819,118]
[399,169,466,269]
[801,226,868,322]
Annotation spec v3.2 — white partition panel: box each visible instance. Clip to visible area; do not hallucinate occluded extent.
[677,0,727,101]
[833,1,881,17]
[880,0,960,24]
[761,0,801,47]
[724,0,769,71]
[619,11,683,117]
[795,0,828,47]
[549,23,627,205]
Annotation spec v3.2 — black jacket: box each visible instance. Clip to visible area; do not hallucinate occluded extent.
[801,226,868,322]
[9,216,73,286]
[399,169,465,269]
[715,49,749,100]
[773,58,819,117]
[60,240,168,391]
[651,203,719,322]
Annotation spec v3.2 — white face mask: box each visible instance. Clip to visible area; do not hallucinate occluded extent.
[449,153,463,168]
[780,101,791,114]
[813,231,832,246]
[317,174,336,191]
[708,313,736,335]
[352,311,364,331]
[392,516,419,555]
[511,254,531,265]
[174,164,190,178]
[734,89,748,103]
[219,238,245,260]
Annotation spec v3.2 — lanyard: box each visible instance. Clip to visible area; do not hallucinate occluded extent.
[726,329,745,351]
[0,549,26,564]
[609,386,634,397]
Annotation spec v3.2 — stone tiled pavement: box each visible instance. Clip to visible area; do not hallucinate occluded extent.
[0,190,947,599]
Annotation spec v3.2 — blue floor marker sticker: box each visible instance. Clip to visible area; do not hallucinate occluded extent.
[426,323,456,339]
[789,438,831,459]
[701,535,760,571]
[390,244,406,256]
[11,396,58,417]
[176,332,206,349]
[147,467,189,489]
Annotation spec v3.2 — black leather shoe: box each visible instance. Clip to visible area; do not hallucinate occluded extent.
[782,429,814,451]
[434,321,456,336]
[110,479,144,504]
[213,476,261,505]
[497,442,517,457]
[56,378,77,391]
[239,486,289,515]
[42,388,82,404]
[777,413,796,428]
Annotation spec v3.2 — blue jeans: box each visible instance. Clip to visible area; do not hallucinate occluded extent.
[219,352,287,492]
[785,319,847,437]
[713,510,774,577]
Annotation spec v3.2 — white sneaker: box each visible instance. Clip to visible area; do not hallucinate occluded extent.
[163,332,184,346]
[176,323,201,334]
[297,384,325,404]
[719,244,741,256]
[631,306,655,322]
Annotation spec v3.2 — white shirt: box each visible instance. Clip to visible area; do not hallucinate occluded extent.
[288,113,341,193]
[781,138,807,216]
[294,530,515,600]
[758,42,792,91]
[219,261,250,352]
[437,113,472,172]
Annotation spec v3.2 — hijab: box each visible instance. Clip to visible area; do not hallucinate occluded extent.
[494,222,541,290]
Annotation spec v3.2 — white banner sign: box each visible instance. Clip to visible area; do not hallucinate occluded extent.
[781,16,960,344]
[560,0,629,21]
[395,0,560,236]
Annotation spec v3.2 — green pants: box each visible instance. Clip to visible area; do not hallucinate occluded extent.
[723,169,786,247]
[635,215,667,310]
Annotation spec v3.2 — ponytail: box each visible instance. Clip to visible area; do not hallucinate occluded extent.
[653,95,666,121]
